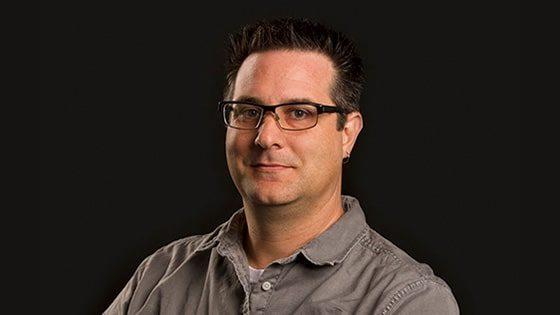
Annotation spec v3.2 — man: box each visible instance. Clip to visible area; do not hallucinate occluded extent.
[105,18,459,314]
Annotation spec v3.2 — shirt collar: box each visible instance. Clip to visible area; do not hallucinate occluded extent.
[300,195,369,265]
[200,195,369,266]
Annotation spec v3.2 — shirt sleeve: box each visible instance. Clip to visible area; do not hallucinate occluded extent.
[383,279,460,315]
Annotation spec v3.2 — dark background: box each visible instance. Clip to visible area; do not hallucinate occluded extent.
[40,1,519,314]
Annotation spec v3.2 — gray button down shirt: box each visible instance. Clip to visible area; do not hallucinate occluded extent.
[104,195,459,314]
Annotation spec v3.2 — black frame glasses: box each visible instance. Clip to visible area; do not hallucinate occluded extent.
[219,100,344,131]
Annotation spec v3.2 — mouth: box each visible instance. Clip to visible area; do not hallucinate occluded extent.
[250,163,293,171]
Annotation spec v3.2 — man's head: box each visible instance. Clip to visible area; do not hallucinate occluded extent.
[224,18,365,130]
[222,18,365,207]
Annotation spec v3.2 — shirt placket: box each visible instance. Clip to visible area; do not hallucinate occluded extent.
[248,263,284,314]
[217,240,253,314]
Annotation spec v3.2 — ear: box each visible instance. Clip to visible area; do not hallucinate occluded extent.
[341,111,363,158]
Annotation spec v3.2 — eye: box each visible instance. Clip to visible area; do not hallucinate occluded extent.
[240,108,260,118]
[289,108,310,119]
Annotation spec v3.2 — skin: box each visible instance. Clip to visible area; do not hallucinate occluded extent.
[225,49,363,269]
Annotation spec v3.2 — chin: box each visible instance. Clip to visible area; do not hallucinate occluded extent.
[244,183,298,206]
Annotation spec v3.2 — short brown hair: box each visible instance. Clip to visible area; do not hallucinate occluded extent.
[223,17,365,130]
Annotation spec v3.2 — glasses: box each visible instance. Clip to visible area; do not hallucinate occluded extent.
[219,101,343,131]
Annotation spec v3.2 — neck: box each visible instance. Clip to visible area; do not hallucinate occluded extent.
[242,189,344,269]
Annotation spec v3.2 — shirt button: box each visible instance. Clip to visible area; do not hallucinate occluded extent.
[261,281,272,291]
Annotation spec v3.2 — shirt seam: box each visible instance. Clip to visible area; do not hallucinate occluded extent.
[360,241,403,265]
[380,277,451,315]
[359,231,434,278]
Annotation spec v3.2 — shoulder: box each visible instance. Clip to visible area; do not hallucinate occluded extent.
[138,223,224,276]
[356,228,459,315]
[103,227,224,315]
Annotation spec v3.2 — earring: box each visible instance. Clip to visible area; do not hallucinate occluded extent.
[342,152,351,164]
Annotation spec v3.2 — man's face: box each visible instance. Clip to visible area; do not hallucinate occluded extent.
[225,50,347,206]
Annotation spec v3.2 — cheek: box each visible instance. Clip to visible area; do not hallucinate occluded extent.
[226,129,249,150]
[225,130,260,175]
[225,131,245,166]
[296,131,341,173]
[225,131,235,152]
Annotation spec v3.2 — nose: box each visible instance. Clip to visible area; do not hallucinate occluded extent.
[254,112,284,149]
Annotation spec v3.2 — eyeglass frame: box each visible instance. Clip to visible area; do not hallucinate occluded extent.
[218,100,345,131]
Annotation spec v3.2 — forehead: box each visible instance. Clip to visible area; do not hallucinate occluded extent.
[233,50,335,104]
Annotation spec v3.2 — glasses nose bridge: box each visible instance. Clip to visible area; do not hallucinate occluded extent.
[257,106,281,128]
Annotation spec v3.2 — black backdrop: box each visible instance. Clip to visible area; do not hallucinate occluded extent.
[40,1,519,314]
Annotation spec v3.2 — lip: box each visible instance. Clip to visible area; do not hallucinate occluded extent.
[250,163,293,170]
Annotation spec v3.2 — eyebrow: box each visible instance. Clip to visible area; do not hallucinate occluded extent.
[234,95,317,105]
